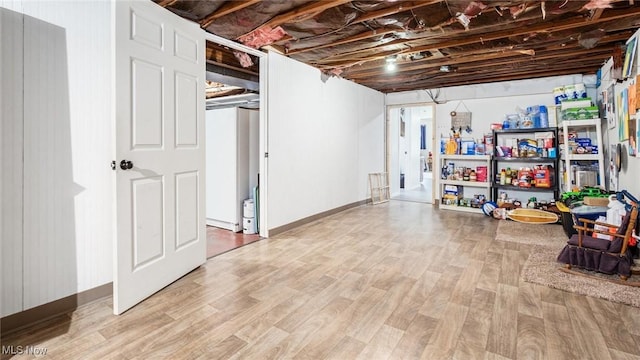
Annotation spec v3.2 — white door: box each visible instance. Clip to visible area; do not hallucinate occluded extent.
[114,0,206,314]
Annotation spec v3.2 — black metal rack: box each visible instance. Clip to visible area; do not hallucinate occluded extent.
[491,127,560,201]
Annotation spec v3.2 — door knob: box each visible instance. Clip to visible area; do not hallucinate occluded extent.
[120,160,133,170]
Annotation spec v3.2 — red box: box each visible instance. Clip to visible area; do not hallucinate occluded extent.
[476,166,487,182]
[518,169,532,187]
[534,168,551,188]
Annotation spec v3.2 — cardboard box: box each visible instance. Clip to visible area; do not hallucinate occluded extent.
[560,98,592,110]
[575,138,592,147]
[444,185,462,196]
[476,166,488,182]
[534,168,551,188]
[461,139,476,155]
[517,169,533,187]
[584,197,609,206]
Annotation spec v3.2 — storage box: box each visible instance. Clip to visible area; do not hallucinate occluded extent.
[575,138,592,147]
[576,171,597,188]
[444,185,462,196]
[560,98,592,110]
[534,168,551,188]
[584,196,610,207]
[570,205,607,230]
[556,202,574,238]
[476,166,488,182]
[461,139,476,155]
[517,169,533,187]
[535,132,554,148]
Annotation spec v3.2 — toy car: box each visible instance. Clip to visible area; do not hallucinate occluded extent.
[560,186,608,205]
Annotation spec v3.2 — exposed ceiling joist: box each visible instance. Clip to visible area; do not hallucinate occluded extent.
[240,0,352,39]
[200,0,263,29]
[286,27,398,55]
[350,0,443,25]
[313,7,640,69]
[158,0,640,93]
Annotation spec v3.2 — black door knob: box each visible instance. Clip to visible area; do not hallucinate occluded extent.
[120,160,133,170]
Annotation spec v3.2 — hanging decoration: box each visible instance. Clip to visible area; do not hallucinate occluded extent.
[450,101,472,134]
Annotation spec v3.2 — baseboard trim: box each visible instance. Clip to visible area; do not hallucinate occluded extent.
[268,199,370,237]
[1,282,112,335]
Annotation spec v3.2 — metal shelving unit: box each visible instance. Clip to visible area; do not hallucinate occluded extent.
[491,127,560,201]
[439,154,490,214]
[560,119,605,192]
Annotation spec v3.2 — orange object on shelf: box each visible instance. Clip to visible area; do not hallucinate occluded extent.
[534,167,551,188]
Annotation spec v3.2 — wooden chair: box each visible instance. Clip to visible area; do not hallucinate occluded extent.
[557,205,638,284]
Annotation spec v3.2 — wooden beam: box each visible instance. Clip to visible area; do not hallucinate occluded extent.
[345,51,537,78]
[283,1,446,55]
[206,59,259,77]
[369,66,600,92]
[342,31,625,76]
[286,28,398,55]
[589,8,605,21]
[240,0,352,39]
[200,0,263,29]
[313,7,640,68]
[341,44,536,74]
[350,0,443,25]
[363,62,604,87]
[344,45,614,79]
[157,0,178,7]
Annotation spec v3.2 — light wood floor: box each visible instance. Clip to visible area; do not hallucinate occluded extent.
[3,201,640,359]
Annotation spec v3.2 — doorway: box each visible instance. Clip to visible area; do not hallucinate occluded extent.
[203,40,265,258]
[387,104,435,203]
[205,106,261,258]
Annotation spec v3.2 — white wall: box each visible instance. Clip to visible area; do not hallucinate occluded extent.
[387,75,591,202]
[1,5,25,316]
[266,52,385,229]
[597,29,640,196]
[0,1,112,316]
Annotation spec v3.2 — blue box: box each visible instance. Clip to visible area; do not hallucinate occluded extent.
[461,140,476,155]
[575,138,592,147]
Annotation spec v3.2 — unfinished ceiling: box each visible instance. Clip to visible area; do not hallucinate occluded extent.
[158,0,640,93]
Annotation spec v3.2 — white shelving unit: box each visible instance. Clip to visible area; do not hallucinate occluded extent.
[561,119,605,192]
[439,154,491,214]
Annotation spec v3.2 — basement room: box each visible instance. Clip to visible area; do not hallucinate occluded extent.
[2,1,640,358]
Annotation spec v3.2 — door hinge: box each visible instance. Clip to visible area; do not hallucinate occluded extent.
[264,152,269,158]
[111,160,116,170]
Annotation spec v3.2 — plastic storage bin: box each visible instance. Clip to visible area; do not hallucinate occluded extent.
[567,205,608,237]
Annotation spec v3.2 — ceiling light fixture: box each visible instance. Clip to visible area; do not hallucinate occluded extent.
[385,56,397,72]
[440,65,451,72]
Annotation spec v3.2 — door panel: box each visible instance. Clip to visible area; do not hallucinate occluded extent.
[132,59,164,148]
[175,171,199,249]
[175,72,198,146]
[132,176,165,269]
[114,0,205,314]
[130,9,164,50]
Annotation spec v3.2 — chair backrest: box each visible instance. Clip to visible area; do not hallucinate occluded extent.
[620,205,638,255]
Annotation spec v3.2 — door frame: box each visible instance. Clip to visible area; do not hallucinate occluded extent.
[385,102,436,202]
[203,34,269,237]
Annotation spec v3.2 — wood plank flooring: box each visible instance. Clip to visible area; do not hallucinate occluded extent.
[3,201,640,359]
[207,226,261,259]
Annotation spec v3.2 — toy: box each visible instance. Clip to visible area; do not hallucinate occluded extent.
[561,186,608,205]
